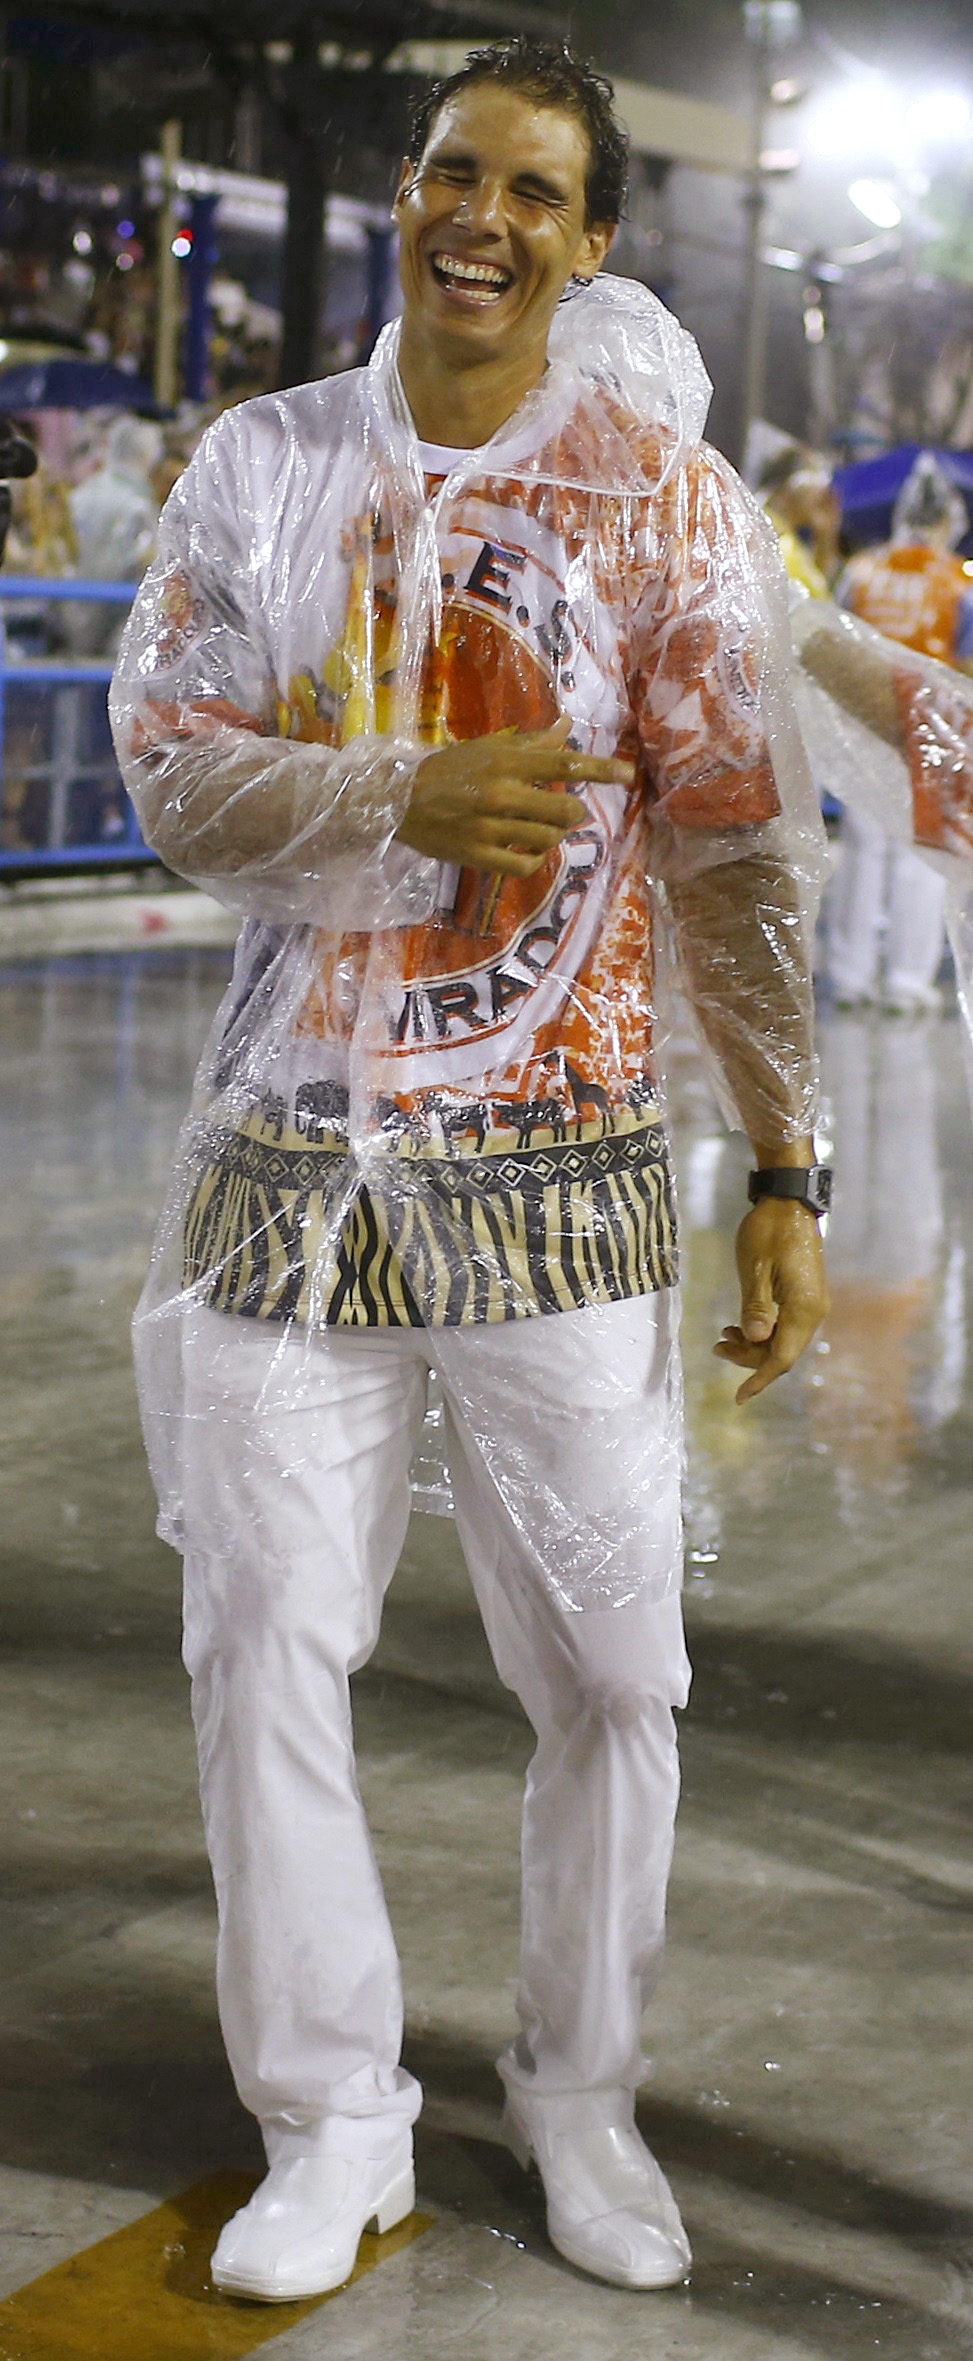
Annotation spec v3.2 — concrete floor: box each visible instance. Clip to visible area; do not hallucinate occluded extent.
[1,944,972,2360]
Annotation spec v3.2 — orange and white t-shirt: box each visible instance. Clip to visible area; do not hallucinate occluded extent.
[840,542,973,860]
[135,384,790,1326]
[839,541,973,668]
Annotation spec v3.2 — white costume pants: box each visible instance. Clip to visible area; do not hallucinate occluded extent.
[826,805,947,1005]
[180,1294,690,2153]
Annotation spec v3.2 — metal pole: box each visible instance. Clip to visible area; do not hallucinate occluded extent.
[154,117,182,411]
[361,224,394,361]
[185,190,219,402]
[737,28,770,471]
[279,143,328,388]
[278,33,330,391]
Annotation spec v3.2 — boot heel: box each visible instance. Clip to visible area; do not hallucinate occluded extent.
[372,2164,415,2235]
[501,2104,533,2173]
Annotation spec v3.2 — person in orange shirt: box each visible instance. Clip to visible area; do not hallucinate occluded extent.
[839,455,973,671]
[825,454,973,1013]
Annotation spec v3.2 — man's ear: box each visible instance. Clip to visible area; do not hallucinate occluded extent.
[573,221,615,283]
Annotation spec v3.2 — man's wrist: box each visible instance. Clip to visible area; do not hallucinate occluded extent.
[747,1163,832,1218]
[750,1135,815,1169]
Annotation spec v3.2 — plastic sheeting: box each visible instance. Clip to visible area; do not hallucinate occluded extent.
[110,275,829,1605]
[791,590,973,1108]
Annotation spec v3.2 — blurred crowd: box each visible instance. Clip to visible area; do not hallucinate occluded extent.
[4,404,205,598]
[758,442,973,1017]
[0,402,209,855]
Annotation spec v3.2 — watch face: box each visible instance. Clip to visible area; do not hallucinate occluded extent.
[807,1167,833,1214]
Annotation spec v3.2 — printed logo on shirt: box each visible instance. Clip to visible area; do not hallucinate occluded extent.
[393,821,607,1046]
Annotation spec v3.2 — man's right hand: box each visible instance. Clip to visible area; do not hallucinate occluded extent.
[395,716,636,876]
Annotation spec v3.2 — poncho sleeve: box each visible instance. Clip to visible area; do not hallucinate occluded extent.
[631,447,827,1143]
[108,406,430,930]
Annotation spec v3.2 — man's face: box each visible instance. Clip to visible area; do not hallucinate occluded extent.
[393,83,613,367]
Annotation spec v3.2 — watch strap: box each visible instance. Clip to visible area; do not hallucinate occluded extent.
[748,1165,833,1216]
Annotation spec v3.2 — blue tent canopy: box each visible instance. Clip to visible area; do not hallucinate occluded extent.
[834,444,973,553]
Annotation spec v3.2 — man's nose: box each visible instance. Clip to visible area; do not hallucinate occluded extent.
[451,177,506,234]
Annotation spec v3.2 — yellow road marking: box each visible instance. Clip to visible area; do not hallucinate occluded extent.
[0,2171,434,2361]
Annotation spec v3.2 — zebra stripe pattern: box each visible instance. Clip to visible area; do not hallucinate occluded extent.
[183,1107,678,1328]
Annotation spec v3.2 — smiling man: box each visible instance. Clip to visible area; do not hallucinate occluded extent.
[393,72,614,446]
[111,38,829,2309]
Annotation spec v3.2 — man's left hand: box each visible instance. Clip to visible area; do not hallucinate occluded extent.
[714,1199,830,1404]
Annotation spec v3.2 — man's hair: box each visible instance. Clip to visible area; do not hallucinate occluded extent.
[406,38,629,228]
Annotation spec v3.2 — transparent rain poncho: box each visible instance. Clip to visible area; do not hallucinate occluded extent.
[110,274,830,1606]
[791,593,973,1104]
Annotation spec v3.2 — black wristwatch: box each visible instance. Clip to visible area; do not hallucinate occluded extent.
[747,1165,833,1217]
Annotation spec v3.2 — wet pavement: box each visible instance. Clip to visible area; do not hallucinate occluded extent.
[1,944,971,2359]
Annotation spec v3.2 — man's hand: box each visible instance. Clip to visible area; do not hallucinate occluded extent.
[395,716,635,875]
[714,1198,830,1404]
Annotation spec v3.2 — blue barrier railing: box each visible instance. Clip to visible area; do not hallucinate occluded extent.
[0,575,159,877]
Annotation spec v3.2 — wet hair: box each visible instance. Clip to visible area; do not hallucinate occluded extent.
[406,38,629,227]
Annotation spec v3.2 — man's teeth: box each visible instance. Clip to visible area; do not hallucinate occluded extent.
[433,254,509,289]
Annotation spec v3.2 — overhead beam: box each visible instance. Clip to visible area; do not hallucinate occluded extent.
[389,42,749,174]
[398,0,567,35]
[16,0,567,43]
[611,76,750,174]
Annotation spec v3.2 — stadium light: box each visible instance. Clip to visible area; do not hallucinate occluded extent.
[808,78,903,163]
[848,178,903,230]
[906,90,970,145]
[809,77,970,167]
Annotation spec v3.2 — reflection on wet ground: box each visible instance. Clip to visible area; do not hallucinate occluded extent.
[675,1003,972,1558]
[1,948,971,2359]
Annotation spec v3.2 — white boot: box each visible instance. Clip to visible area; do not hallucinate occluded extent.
[210,2130,415,2303]
[502,2086,690,2291]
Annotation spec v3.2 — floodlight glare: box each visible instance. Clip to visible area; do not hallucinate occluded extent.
[809,81,902,161]
[907,90,971,145]
[760,147,800,172]
[848,178,902,229]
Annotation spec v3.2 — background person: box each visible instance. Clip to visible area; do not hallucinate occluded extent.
[64,413,161,657]
[760,442,841,601]
[824,454,973,1013]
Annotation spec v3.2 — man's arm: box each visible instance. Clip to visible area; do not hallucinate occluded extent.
[636,450,830,1401]
[667,852,815,1146]
[121,694,419,879]
[794,599,973,865]
[123,694,633,892]
[667,852,829,1401]
[109,410,437,928]
[113,456,633,914]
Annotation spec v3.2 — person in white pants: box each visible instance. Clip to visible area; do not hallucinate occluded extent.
[112,37,830,2309]
[826,452,973,1014]
[182,1295,691,2290]
[825,807,948,1014]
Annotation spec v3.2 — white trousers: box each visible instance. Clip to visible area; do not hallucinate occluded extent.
[826,806,947,1002]
[180,1294,690,2152]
